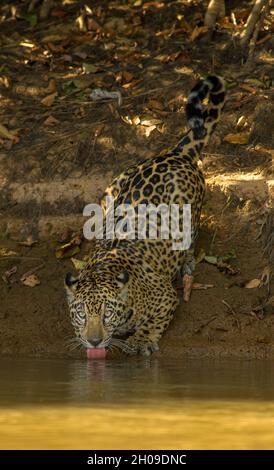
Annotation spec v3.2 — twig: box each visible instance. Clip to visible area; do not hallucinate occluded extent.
[202,151,238,159]
[240,0,269,48]
[194,316,217,334]
[204,0,226,29]
[256,33,272,45]
[222,300,241,330]
[246,1,271,64]
[20,263,45,281]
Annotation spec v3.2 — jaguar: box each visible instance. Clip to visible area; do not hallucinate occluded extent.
[65,75,226,356]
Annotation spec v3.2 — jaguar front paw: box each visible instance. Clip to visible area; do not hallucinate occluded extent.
[124,338,159,356]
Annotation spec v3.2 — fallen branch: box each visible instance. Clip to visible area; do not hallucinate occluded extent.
[246,0,272,63]
[240,0,269,48]
[204,0,225,29]
[20,263,45,282]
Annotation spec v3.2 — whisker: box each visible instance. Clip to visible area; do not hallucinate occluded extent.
[66,342,82,351]
[110,338,135,354]
[64,334,76,340]
[79,338,90,348]
[65,338,80,345]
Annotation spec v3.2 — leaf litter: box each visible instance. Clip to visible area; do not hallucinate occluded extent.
[2,266,17,284]
[55,233,82,259]
[0,0,273,355]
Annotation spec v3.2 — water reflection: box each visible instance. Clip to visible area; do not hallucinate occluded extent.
[1,358,274,407]
[0,358,274,449]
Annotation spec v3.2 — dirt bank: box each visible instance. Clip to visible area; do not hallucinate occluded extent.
[0,0,273,358]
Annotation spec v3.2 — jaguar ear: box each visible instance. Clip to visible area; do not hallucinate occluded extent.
[64,272,78,300]
[116,270,130,301]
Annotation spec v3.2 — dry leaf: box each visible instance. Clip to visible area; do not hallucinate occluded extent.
[17,236,38,247]
[218,17,235,29]
[144,125,156,137]
[236,115,247,128]
[250,309,265,320]
[71,257,87,271]
[0,124,18,141]
[143,1,165,9]
[41,92,58,107]
[122,71,134,83]
[2,266,17,283]
[192,283,214,290]
[176,51,192,64]
[266,296,274,306]
[204,255,218,265]
[21,274,40,287]
[82,63,99,74]
[260,265,272,286]
[44,79,56,94]
[122,79,142,90]
[43,115,60,127]
[61,54,73,63]
[55,233,82,259]
[132,116,141,126]
[55,245,80,259]
[47,42,65,53]
[140,117,162,126]
[87,18,101,31]
[217,262,240,276]
[244,78,266,88]
[0,76,12,88]
[76,14,87,32]
[190,26,208,41]
[245,278,261,289]
[94,123,105,138]
[239,84,257,94]
[0,248,17,257]
[4,265,17,278]
[41,34,65,43]
[147,99,164,111]
[224,132,250,145]
[159,50,192,64]
[70,233,82,246]
[74,51,88,60]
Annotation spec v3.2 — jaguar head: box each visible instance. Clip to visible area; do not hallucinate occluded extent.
[65,269,132,352]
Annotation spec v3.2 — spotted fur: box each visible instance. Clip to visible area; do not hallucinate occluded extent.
[65,76,226,356]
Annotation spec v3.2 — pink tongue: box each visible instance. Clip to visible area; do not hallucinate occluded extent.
[86,348,107,359]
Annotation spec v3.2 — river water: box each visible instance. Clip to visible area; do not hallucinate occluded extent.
[0,358,274,449]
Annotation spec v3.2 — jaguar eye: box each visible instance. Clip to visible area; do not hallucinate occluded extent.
[73,303,86,326]
[76,303,85,314]
[104,310,114,325]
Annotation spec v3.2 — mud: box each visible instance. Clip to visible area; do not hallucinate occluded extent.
[0,0,273,358]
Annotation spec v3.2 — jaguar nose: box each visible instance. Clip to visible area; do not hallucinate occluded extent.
[88,337,102,347]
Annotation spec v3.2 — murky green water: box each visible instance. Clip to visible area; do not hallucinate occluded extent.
[0,358,274,449]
